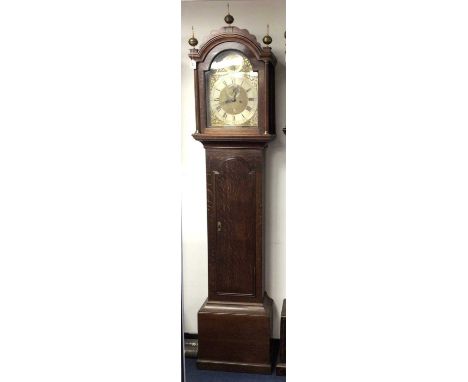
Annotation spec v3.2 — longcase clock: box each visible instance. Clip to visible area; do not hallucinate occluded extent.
[188,12,277,374]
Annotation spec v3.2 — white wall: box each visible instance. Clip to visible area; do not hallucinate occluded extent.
[181,0,286,337]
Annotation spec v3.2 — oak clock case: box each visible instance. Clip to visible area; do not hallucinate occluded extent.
[189,22,276,374]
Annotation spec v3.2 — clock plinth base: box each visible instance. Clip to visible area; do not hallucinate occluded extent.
[196,293,273,374]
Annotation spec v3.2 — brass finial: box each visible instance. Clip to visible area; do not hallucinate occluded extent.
[224,3,234,24]
[188,26,198,47]
[263,24,272,46]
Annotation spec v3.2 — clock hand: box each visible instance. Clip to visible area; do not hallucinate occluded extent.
[233,86,240,100]
[229,88,238,101]
[221,87,240,105]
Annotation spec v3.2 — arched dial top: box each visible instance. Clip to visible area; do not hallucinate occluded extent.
[206,51,258,128]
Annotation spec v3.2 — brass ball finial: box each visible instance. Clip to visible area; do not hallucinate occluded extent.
[263,24,272,46]
[224,3,234,24]
[188,26,198,47]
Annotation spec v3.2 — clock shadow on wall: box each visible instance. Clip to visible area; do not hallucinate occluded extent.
[181,3,286,380]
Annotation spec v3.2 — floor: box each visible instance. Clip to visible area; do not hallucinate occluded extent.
[184,358,286,382]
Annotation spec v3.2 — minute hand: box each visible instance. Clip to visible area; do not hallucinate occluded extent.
[232,86,240,100]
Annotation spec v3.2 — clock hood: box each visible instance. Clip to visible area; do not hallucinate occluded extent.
[189,26,277,67]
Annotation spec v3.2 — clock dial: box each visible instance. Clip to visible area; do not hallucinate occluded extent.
[210,75,258,126]
[206,51,258,127]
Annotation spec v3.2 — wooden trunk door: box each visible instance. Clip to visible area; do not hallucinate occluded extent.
[206,147,264,303]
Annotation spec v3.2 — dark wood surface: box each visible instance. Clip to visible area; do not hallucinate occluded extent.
[276,298,286,375]
[196,143,273,372]
[280,299,286,362]
[197,293,273,374]
[276,358,286,376]
[189,24,277,374]
[205,146,265,303]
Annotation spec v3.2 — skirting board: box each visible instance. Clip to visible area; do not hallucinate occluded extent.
[197,358,272,374]
[183,333,281,369]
